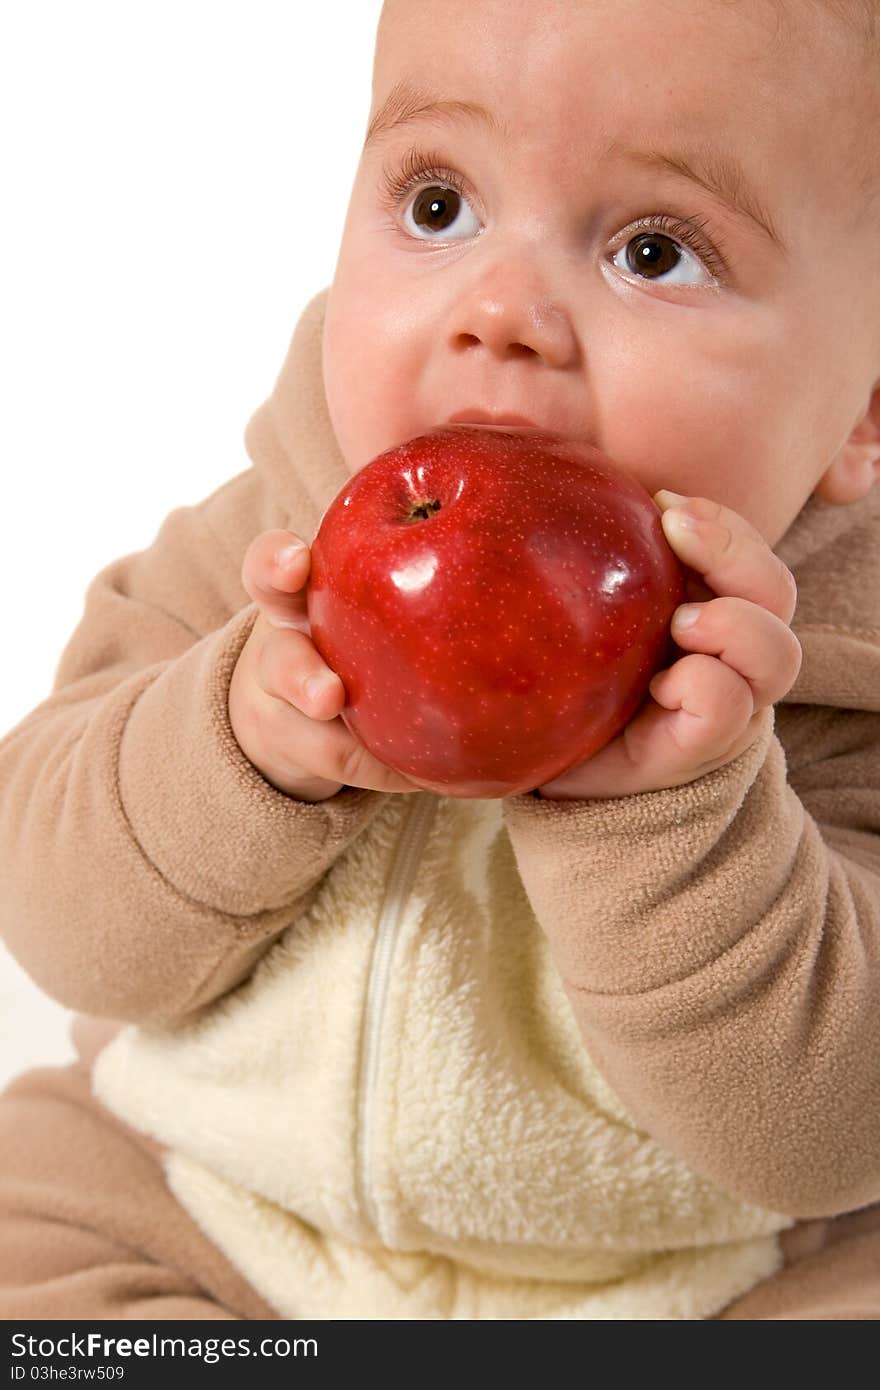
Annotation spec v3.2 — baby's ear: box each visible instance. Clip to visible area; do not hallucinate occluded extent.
[814,379,880,505]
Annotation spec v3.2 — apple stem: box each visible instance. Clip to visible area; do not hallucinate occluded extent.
[407,499,442,522]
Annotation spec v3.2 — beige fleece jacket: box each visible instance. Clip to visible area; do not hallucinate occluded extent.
[1,290,879,1319]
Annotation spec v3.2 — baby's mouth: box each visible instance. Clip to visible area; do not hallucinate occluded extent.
[444,410,547,435]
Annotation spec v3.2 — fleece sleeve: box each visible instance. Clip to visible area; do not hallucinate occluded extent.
[0,467,386,1026]
[503,703,880,1221]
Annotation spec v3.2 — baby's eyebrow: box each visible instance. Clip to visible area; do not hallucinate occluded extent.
[604,140,786,253]
[363,79,508,150]
[365,80,785,254]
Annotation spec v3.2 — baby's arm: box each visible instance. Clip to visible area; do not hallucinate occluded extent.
[505,502,880,1222]
[507,709,880,1221]
[0,468,387,1027]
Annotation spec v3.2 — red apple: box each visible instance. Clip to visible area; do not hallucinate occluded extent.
[307,427,685,797]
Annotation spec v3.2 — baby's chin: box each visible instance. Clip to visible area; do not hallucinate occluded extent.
[321,397,363,477]
[337,436,374,476]
[327,417,401,476]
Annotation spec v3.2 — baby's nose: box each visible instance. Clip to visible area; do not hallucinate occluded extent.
[445,264,578,368]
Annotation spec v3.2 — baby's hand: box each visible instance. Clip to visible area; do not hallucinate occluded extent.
[537,495,802,800]
[228,530,422,802]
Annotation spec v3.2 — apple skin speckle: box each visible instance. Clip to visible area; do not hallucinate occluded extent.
[307,426,685,798]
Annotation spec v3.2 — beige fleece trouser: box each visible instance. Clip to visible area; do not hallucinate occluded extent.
[0,1018,877,1321]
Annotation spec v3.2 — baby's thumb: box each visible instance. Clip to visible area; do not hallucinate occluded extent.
[241,529,311,630]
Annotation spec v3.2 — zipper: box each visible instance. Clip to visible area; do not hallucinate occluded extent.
[355,791,439,1237]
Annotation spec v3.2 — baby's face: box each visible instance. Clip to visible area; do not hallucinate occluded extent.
[322,0,878,545]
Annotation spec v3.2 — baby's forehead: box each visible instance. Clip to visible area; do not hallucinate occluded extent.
[375,0,871,94]
[373,0,877,204]
[376,0,875,72]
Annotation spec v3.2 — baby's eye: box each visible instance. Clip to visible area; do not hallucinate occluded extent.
[402,183,481,241]
[611,220,724,287]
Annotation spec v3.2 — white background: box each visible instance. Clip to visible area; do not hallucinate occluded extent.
[0,0,384,1087]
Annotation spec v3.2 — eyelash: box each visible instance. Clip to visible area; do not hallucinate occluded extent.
[379,147,470,213]
[378,146,731,283]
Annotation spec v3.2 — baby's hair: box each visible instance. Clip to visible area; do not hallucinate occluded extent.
[797,0,879,61]
[767,0,880,228]
[822,0,880,192]
[716,0,877,51]
[820,0,878,42]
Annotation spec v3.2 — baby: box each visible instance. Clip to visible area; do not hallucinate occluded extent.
[1,0,879,1321]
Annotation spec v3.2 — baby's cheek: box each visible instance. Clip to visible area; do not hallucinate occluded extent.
[596,358,785,528]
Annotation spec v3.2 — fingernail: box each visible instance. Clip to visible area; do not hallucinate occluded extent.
[654,489,690,509]
[277,541,306,568]
[305,670,339,702]
[265,614,303,630]
[673,603,701,630]
[662,507,698,533]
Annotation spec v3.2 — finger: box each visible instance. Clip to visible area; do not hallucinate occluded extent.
[654,493,797,623]
[256,689,422,794]
[241,530,311,630]
[538,673,762,801]
[317,722,426,794]
[257,624,346,722]
[647,650,755,759]
[670,596,802,708]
